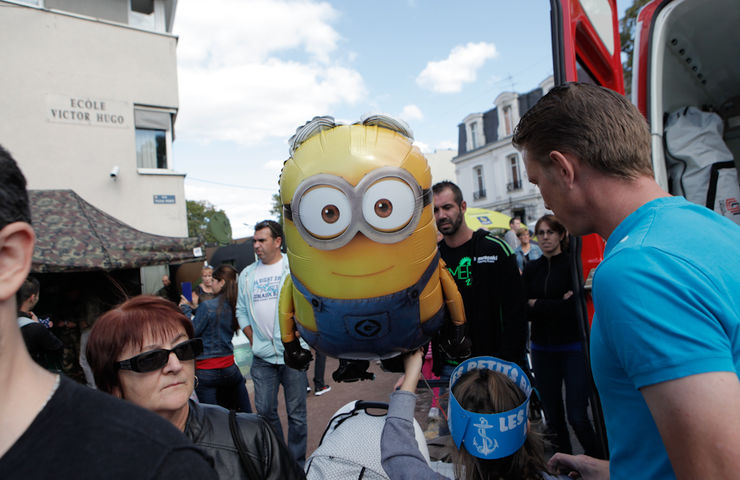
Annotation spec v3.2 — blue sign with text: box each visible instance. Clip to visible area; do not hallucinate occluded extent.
[153,195,176,204]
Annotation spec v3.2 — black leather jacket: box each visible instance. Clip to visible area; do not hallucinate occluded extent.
[184,400,306,480]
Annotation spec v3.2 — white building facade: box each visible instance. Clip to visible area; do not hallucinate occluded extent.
[453,77,554,226]
[0,0,187,237]
[425,148,457,185]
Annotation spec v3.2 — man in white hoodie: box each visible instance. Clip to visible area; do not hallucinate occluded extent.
[236,219,308,468]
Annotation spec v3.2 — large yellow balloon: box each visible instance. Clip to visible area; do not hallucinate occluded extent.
[279,115,464,360]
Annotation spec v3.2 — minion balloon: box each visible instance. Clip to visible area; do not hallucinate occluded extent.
[279,114,467,370]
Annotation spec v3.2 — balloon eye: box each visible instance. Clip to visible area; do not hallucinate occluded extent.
[374,199,393,218]
[322,205,340,224]
[298,186,351,239]
[362,178,415,232]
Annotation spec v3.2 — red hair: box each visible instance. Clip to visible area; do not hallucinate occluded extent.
[86,295,194,394]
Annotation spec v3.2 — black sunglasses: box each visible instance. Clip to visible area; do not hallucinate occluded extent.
[117,338,203,373]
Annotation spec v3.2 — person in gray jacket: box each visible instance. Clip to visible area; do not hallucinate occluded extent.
[236,219,310,468]
[381,349,568,480]
[87,295,305,480]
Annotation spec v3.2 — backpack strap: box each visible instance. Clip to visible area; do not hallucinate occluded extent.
[706,161,737,208]
[229,409,261,479]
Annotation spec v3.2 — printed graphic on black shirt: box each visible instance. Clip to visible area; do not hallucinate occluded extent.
[447,256,472,286]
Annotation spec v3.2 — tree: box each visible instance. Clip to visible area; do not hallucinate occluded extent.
[186,200,231,245]
[270,192,284,226]
[620,0,652,97]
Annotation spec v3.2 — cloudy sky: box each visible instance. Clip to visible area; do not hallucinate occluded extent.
[172,0,628,239]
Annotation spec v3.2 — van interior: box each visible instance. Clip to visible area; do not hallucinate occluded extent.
[645,0,740,191]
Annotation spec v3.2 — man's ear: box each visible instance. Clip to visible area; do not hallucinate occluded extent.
[548,150,577,188]
[460,200,467,214]
[0,222,34,302]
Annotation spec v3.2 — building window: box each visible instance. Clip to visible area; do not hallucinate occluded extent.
[503,106,513,136]
[470,121,479,149]
[135,108,172,169]
[507,155,522,192]
[473,165,486,200]
[129,0,165,32]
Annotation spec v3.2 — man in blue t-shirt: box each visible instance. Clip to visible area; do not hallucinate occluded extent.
[512,83,740,480]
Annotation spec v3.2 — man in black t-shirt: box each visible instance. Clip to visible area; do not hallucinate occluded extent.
[432,181,527,373]
[0,146,217,480]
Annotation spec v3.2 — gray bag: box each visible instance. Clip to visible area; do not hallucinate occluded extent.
[665,106,740,225]
[305,400,430,480]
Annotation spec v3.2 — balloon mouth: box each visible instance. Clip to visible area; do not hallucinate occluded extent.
[331,265,393,278]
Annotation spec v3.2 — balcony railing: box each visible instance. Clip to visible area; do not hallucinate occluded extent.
[473,189,487,200]
[506,180,523,192]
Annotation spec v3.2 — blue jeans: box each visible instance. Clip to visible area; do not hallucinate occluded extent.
[196,363,252,413]
[313,351,327,389]
[251,356,308,468]
[531,348,597,456]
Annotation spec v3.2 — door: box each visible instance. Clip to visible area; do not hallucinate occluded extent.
[550,0,624,458]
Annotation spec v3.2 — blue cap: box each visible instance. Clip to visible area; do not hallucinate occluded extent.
[448,356,531,459]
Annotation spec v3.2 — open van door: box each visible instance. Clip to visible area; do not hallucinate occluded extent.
[550,0,623,459]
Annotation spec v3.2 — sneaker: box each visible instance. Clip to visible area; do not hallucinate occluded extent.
[306,386,311,393]
[314,385,332,396]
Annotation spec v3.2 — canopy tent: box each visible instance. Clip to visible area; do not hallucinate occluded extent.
[29,190,204,273]
[464,207,514,231]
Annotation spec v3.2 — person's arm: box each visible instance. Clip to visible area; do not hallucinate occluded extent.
[641,371,740,479]
[236,271,253,336]
[493,249,528,363]
[527,290,575,318]
[548,453,609,480]
[243,325,253,345]
[381,349,446,480]
[189,302,209,338]
[30,323,63,352]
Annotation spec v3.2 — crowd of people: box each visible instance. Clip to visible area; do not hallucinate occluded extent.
[2,82,739,480]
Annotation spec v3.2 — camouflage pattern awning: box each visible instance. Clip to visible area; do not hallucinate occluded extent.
[30,190,204,273]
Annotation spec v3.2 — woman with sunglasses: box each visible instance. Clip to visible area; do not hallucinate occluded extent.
[87,295,306,480]
[522,215,598,458]
[180,264,251,413]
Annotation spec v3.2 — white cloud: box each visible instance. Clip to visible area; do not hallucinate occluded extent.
[400,104,424,122]
[412,140,431,154]
[174,1,367,146]
[175,0,340,66]
[416,42,498,93]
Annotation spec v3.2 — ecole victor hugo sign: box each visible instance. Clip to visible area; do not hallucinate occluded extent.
[46,94,129,128]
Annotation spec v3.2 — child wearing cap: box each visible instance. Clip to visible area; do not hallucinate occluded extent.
[381,349,568,480]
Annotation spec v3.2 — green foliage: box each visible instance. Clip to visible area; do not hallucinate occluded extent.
[186,200,231,245]
[270,192,283,226]
[620,0,652,96]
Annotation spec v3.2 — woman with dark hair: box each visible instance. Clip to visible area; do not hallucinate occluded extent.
[522,215,597,457]
[381,349,567,479]
[180,264,251,413]
[86,295,305,480]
